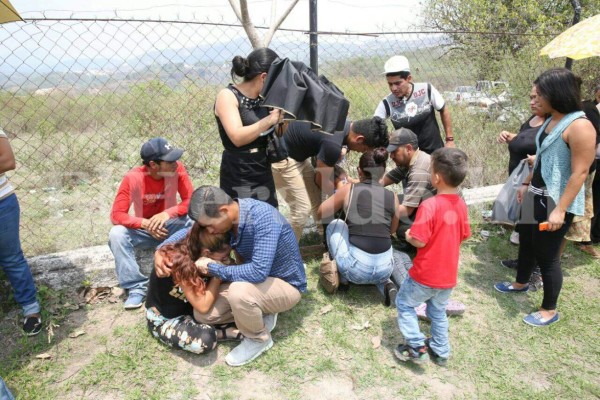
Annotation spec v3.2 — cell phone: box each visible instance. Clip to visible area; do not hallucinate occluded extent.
[539,222,549,231]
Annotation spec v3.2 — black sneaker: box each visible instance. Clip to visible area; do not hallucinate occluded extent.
[383,280,398,307]
[500,259,518,269]
[23,315,42,336]
[425,338,448,367]
[394,344,429,364]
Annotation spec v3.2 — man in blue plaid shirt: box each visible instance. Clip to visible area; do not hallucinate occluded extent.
[155,185,306,366]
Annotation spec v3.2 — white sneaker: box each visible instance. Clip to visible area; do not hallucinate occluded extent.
[510,231,519,245]
[263,313,278,333]
[225,337,274,367]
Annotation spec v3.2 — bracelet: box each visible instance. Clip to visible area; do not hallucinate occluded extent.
[522,182,530,186]
[445,137,454,142]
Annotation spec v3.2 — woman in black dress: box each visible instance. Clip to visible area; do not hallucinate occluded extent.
[214,48,282,207]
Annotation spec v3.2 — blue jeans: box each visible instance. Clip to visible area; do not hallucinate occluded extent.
[108,216,192,295]
[326,219,393,294]
[0,194,40,316]
[396,276,453,358]
[0,376,15,400]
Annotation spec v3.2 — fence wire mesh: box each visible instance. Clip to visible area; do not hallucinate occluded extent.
[0,18,597,255]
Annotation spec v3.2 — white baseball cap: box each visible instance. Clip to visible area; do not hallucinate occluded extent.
[383,55,410,75]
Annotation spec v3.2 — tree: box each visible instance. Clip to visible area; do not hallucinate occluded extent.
[228,0,300,48]
[420,0,600,91]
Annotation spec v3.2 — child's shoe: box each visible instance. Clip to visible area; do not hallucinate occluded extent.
[424,338,448,367]
[394,343,429,364]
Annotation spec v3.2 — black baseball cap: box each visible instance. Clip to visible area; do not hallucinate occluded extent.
[386,128,419,152]
[140,137,184,163]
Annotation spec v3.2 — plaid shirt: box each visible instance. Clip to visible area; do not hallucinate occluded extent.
[386,149,435,208]
[162,198,306,292]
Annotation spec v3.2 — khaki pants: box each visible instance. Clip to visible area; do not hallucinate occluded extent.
[193,277,302,342]
[272,158,323,241]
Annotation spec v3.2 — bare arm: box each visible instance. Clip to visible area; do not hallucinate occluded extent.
[547,119,596,231]
[398,204,415,220]
[390,194,400,234]
[317,183,351,221]
[314,159,334,197]
[0,137,16,174]
[180,277,222,314]
[380,175,395,187]
[214,88,281,147]
[405,228,426,248]
[439,107,455,147]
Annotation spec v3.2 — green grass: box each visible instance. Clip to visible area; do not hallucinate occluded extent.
[2,217,599,399]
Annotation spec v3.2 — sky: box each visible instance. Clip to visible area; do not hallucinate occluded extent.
[10,0,424,32]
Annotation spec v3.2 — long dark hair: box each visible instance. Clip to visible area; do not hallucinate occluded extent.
[359,147,388,181]
[534,68,582,114]
[231,47,279,82]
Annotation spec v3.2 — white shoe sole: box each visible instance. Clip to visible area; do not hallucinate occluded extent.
[225,339,274,367]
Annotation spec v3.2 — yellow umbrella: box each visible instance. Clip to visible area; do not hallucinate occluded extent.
[540,13,600,60]
[0,0,23,24]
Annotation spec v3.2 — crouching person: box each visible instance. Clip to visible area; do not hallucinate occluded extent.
[156,185,307,366]
[147,224,243,354]
[109,137,193,309]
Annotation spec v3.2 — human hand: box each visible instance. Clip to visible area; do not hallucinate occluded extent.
[147,212,170,233]
[516,185,528,204]
[547,207,566,232]
[526,154,536,167]
[142,217,168,240]
[194,257,212,275]
[267,108,282,127]
[444,140,456,148]
[154,250,173,278]
[497,131,514,144]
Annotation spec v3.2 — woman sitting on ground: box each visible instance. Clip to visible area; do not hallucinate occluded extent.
[146,224,240,354]
[317,148,400,306]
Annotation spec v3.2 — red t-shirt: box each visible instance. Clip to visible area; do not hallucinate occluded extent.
[408,194,471,289]
[110,162,193,229]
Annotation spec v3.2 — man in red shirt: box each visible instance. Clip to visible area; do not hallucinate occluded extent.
[109,137,193,309]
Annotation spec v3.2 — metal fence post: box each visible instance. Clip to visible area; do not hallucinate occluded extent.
[309,0,318,74]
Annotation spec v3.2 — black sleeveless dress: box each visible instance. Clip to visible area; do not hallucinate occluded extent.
[216,84,278,208]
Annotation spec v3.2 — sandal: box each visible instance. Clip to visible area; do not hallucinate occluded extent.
[214,322,243,342]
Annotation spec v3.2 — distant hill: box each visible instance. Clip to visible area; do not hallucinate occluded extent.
[0,34,446,94]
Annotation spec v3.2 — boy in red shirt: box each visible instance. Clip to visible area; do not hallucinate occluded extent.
[394,147,470,365]
[109,137,193,309]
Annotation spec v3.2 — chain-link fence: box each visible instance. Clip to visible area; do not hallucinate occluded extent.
[0,17,597,255]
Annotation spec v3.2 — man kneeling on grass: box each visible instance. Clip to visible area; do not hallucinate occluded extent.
[394,148,471,366]
[156,185,306,366]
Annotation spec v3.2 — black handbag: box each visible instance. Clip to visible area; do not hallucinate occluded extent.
[266,126,288,163]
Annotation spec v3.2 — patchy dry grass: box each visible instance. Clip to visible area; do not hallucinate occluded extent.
[1,215,599,399]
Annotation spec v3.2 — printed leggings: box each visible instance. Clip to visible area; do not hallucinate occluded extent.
[146,308,217,354]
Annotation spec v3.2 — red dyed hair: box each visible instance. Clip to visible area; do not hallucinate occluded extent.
[160,223,230,293]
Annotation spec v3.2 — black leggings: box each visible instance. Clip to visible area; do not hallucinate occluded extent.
[516,192,573,310]
[146,308,217,354]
